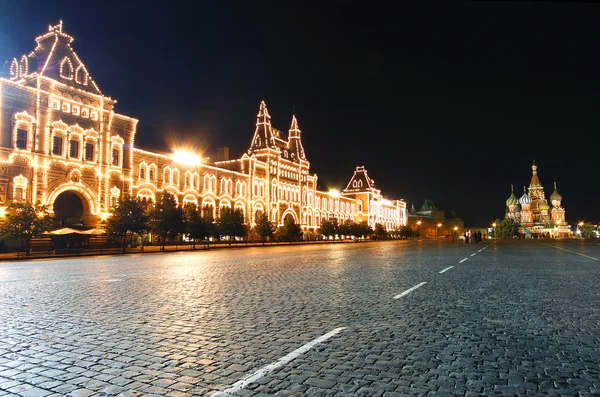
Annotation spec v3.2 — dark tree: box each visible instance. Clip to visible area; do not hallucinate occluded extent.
[352,221,373,239]
[0,202,54,256]
[149,192,184,250]
[494,218,519,239]
[277,215,303,242]
[107,195,149,253]
[253,211,275,244]
[183,203,209,248]
[319,218,339,239]
[373,223,388,240]
[581,222,596,239]
[218,207,248,244]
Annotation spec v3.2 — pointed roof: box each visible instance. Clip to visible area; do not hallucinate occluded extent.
[420,199,437,212]
[287,115,306,161]
[343,166,376,192]
[519,185,532,205]
[506,185,518,206]
[550,181,562,201]
[248,100,277,153]
[9,21,102,95]
[529,159,542,188]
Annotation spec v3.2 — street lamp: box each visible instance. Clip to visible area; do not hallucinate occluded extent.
[492,222,497,239]
[436,222,442,240]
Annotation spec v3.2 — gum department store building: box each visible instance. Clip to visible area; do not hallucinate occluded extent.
[0,23,406,233]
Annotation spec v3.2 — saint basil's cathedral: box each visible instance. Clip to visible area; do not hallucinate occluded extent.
[505,161,571,238]
[0,22,406,233]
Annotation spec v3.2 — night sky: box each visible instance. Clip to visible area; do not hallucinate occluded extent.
[1,1,599,226]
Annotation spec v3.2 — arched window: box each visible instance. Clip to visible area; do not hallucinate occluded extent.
[148,165,156,181]
[139,164,146,179]
[172,169,179,185]
[60,57,74,80]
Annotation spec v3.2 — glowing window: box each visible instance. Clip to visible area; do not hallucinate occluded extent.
[16,129,28,150]
[52,136,63,156]
[69,140,79,158]
[111,148,120,166]
[85,143,94,161]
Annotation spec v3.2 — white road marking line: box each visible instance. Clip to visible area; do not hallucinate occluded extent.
[439,266,453,274]
[470,253,476,257]
[211,327,346,397]
[459,258,468,263]
[478,249,483,252]
[393,282,427,299]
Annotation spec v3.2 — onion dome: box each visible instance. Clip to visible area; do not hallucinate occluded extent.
[519,186,531,205]
[539,201,550,211]
[506,185,518,207]
[550,181,562,201]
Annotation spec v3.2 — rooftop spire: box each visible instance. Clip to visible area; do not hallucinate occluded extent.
[287,114,306,160]
[248,100,276,152]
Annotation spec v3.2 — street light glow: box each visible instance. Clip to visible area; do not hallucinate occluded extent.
[173,149,201,166]
[328,189,340,198]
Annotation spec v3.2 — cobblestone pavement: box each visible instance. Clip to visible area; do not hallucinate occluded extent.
[0,240,599,396]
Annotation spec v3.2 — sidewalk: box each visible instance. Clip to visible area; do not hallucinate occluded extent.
[0,239,361,262]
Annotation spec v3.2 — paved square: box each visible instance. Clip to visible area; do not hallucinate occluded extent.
[1,240,599,396]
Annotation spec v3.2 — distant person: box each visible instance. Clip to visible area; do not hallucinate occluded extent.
[466,230,471,243]
[477,230,482,243]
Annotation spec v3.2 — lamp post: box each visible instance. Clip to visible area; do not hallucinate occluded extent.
[578,221,584,238]
[492,222,497,239]
[436,222,442,240]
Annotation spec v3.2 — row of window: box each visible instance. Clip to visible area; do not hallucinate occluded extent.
[51,100,99,120]
[52,136,95,161]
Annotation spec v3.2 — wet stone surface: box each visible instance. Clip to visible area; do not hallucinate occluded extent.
[0,240,599,396]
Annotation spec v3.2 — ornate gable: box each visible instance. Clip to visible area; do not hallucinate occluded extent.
[343,166,376,193]
[248,100,277,153]
[9,21,102,95]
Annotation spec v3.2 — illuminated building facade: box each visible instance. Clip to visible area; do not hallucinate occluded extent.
[505,160,570,237]
[0,22,406,232]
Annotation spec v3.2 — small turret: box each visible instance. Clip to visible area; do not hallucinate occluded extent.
[287,114,306,161]
[550,181,562,208]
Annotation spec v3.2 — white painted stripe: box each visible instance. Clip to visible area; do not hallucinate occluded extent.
[211,327,346,397]
[459,258,468,263]
[439,266,453,274]
[478,249,482,252]
[470,253,476,257]
[393,282,427,299]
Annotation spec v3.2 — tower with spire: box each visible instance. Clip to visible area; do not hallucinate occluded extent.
[504,160,570,237]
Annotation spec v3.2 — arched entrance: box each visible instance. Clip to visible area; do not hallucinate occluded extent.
[53,190,87,227]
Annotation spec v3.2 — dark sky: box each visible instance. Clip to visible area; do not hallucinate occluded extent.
[1,1,599,226]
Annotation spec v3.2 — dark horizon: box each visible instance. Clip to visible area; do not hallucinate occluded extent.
[1,2,599,227]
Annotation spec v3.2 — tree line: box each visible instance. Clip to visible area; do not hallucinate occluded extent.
[0,193,422,256]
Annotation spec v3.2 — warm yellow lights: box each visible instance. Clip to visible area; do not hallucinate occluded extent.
[100,212,109,221]
[328,189,340,198]
[492,222,497,228]
[416,220,422,226]
[172,149,201,166]
[453,226,458,231]
[578,221,584,227]
[437,223,442,228]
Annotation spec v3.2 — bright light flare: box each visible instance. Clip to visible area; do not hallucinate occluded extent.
[173,149,201,166]
[328,189,340,198]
